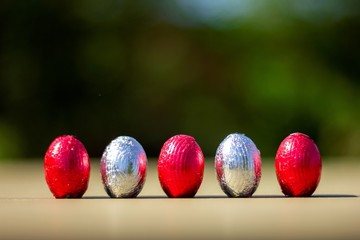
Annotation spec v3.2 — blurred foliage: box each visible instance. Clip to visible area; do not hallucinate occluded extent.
[0,0,359,159]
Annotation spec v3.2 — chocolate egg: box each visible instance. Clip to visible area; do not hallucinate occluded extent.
[275,132,322,197]
[44,135,90,198]
[158,134,205,198]
[101,136,147,198]
[215,133,261,197]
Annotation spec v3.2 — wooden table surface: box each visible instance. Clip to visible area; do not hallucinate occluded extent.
[0,158,359,240]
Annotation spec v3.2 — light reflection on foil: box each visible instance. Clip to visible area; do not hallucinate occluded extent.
[101,136,147,198]
[215,133,261,197]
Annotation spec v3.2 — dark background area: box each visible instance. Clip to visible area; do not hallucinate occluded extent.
[0,0,359,160]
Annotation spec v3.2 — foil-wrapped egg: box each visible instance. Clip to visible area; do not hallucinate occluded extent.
[101,136,147,198]
[275,132,322,197]
[44,135,90,198]
[215,133,262,197]
[158,134,205,198]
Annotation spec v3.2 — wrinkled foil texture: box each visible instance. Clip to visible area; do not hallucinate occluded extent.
[275,132,322,197]
[158,134,204,198]
[215,133,261,197]
[44,135,90,198]
[101,136,147,198]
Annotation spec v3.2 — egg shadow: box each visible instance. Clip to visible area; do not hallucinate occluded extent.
[82,195,168,199]
[128,195,228,199]
[83,195,226,199]
[310,194,357,198]
[82,194,357,199]
[82,196,110,199]
[252,194,357,198]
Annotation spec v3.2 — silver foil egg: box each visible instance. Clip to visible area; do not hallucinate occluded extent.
[101,136,147,198]
[215,133,261,197]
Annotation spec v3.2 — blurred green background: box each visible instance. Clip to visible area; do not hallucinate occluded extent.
[0,0,359,160]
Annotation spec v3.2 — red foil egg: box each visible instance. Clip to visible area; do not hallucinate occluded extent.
[275,132,322,197]
[44,135,90,198]
[158,134,205,198]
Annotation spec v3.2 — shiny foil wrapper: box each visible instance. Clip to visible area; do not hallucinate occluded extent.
[158,134,204,198]
[44,135,90,198]
[275,132,321,197]
[101,136,147,198]
[215,133,261,197]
